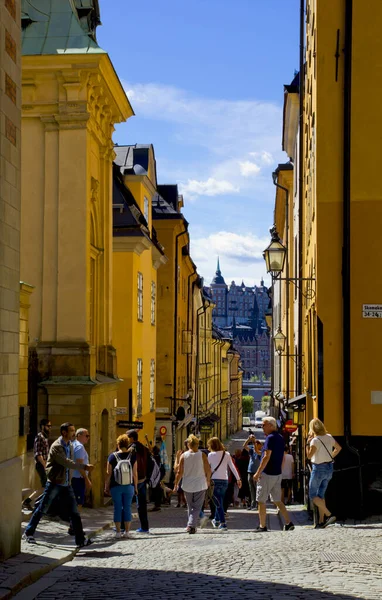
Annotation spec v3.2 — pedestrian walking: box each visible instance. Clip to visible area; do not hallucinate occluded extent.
[243,434,261,509]
[126,429,151,533]
[105,434,138,538]
[150,445,165,511]
[306,418,342,528]
[173,441,188,508]
[207,437,242,531]
[23,422,94,547]
[253,417,295,532]
[22,419,51,509]
[281,445,294,505]
[173,434,211,534]
[71,428,92,509]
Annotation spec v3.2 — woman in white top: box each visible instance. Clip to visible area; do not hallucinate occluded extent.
[306,418,342,528]
[173,435,211,534]
[207,437,242,530]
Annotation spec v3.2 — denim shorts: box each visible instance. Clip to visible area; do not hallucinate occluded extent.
[309,462,334,499]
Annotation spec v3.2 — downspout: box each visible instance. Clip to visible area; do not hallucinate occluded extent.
[195,304,206,427]
[186,267,197,393]
[343,0,352,441]
[298,0,305,397]
[173,226,188,418]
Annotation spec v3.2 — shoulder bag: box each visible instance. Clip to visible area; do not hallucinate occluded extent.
[317,437,334,463]
[206,451,226,501]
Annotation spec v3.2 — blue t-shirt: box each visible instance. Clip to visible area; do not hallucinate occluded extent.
[72,440,89,479]
[247,446,260,474]
[262,432,284,475]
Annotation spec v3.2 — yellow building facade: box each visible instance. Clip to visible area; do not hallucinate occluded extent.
[270,0,382,516]
[20,2,133,506]
[113,146,166,442]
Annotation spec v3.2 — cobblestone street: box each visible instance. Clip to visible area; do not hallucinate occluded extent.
[13,501,382,600]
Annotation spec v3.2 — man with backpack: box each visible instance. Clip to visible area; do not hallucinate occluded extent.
[126,429,152,533]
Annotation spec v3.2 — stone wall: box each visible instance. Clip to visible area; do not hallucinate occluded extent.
[0,0,22,560]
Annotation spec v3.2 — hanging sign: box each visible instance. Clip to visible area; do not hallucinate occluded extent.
[284,419,298,433]
[159,426,167,436]
[117,420,144,429]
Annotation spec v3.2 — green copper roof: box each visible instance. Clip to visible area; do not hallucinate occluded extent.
[22,0,106,55]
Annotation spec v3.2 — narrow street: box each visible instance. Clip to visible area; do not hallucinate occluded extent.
[12,431,382,600]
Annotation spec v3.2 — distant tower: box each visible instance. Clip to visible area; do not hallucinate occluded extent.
[210,257,228,326]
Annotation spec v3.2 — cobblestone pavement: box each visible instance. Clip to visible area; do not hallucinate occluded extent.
[13,501,382,600]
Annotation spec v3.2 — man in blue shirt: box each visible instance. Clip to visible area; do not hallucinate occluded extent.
[253,417,295,532]
[72,428,91,508]
[243,434,261,509]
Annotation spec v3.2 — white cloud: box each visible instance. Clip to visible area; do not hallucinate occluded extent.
[190,231,271,286]
[239,160,261,177]
[250,150,274,165]
[179,178,239,199]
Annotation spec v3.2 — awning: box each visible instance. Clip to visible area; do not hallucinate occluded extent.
[198,412,220,427]
[176,414,195,431]
[285,394,306,408]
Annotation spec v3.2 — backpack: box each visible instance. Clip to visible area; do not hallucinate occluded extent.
[147,455,161,488]
[113,452,133,485]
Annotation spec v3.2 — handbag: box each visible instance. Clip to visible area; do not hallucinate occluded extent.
[206,451,226,501]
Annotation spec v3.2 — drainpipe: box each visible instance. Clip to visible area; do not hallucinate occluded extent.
[173,226,188,418]
[195,303,206,426]
[298,0,305,397]
[186,267,197,394]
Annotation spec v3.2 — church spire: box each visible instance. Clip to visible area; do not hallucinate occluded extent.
[217,256,221,274]
[211,256,226,285]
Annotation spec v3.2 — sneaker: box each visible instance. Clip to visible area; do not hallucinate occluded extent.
[184,526,191,533]
[246,506,254,511]
[322,515,336,528]
[314,523,324,529]
[188,527,196,534]
[255,526,268,532]
[200,516,209,529]
[76,537,93,548]
[135,528,150,533]
[22,533,36,544]
[22,498,32,508]
[218,524,228,531]
[211,519,220,528]
[284,522,295,531]
[115,532,122,539]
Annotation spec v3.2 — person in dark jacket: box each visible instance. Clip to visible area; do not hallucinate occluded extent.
[23,422,94,547]
[126,429,151,532]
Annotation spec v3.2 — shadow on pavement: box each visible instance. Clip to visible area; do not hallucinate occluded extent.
[30,566,373,600]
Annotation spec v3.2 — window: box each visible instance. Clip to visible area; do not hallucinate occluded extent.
[137,272,143,321]
[144,197,149,224]
[150,359,155,412]
[151,281,156,325]
[137,359,143,415]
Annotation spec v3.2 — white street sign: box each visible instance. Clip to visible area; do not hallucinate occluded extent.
[362,304,382,318]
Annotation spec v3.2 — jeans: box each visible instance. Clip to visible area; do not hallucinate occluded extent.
[35,461,47,487]
[111,484,135,523]
[309,462,334,499]
[212,479,228,524]
[136,481,149,530]
[25,482,85,545]
[248,472,257,507]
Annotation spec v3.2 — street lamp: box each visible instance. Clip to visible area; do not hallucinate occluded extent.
[274,326,286,355]
[263,227,286,277]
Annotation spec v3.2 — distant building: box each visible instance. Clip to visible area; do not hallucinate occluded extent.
[206,260,271,380]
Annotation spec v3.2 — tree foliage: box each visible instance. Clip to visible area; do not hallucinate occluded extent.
[242,395,254,414]
[261,395,271,412]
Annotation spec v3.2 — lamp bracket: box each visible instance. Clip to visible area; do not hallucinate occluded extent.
[272,276,315,299]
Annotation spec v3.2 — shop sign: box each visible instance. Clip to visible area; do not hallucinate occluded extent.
[200,425,213,433]
[284,419,298,433]
[117,420,144,429]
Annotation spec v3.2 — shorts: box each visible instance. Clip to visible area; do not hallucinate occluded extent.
[256,473,282,503]
[71,477,86,505]
[309,462,333,499]
[35,461,47,487]
[281,479,293,490]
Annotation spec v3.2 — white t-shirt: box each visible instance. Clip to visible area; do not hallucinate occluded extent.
[182,450,208,493]
[310,434,335,464]
[208,450,240,481]
[282,453,294,479]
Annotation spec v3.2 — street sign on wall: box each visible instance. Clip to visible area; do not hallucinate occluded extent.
[284,419,298,433]
[363,304,382,318]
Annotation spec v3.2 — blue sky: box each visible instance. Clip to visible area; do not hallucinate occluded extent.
[98,0,300,286]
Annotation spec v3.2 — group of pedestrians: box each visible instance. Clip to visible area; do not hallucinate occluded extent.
[22,414,341,544]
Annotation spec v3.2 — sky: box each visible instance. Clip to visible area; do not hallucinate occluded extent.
[98,0,300,287]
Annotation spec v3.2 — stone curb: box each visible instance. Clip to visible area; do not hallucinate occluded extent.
[0,520,114,600]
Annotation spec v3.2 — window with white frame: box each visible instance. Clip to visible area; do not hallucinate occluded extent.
[137,358,143,415]
[144,196,149,224]
[150,359,155,412]
[137,272,143,321]
[151,281,156,325]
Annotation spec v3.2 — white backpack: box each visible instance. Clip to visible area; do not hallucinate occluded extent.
[113,452,133,485]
